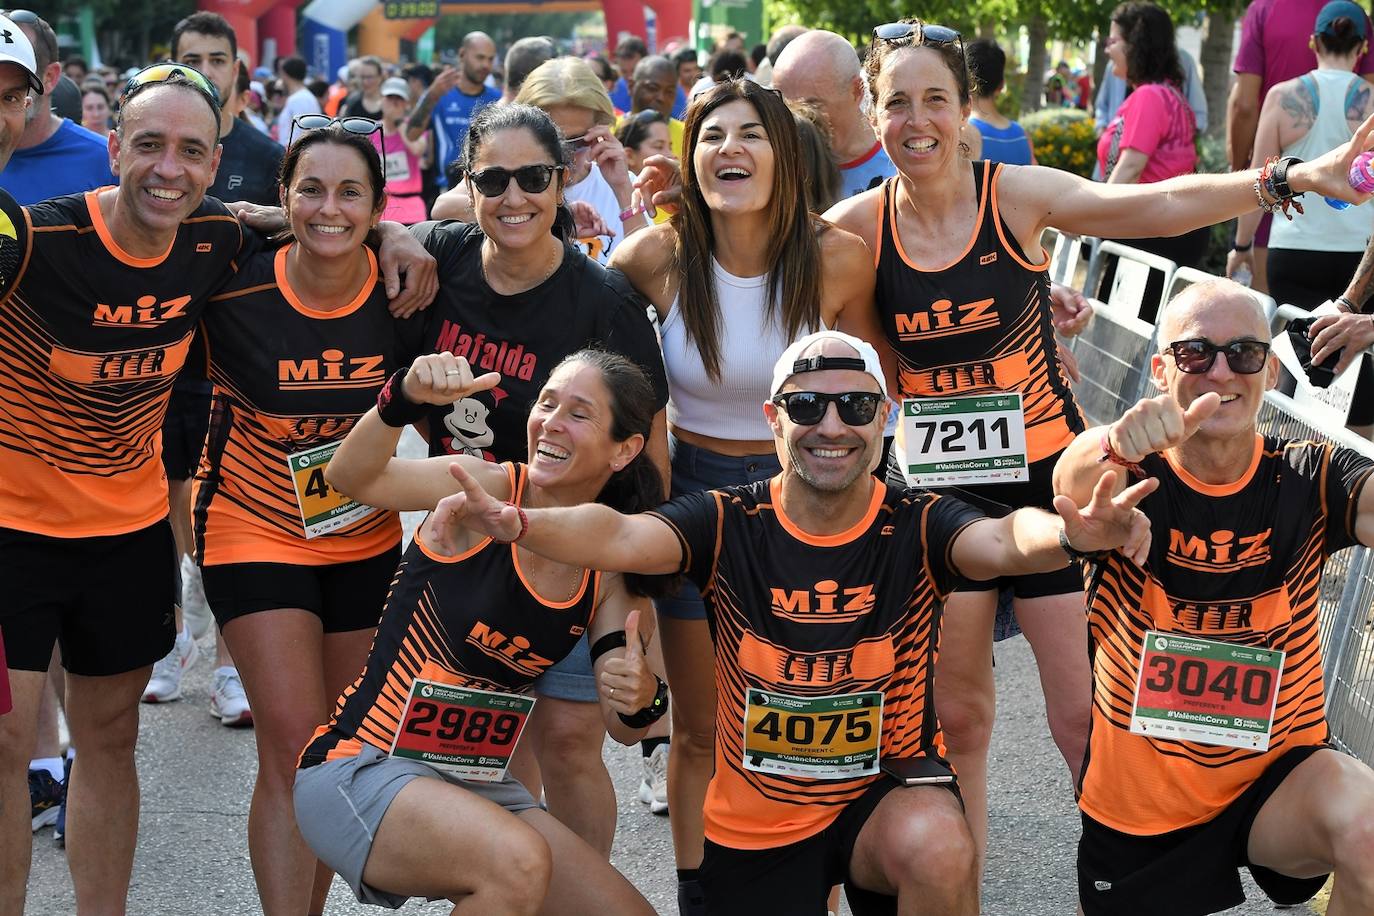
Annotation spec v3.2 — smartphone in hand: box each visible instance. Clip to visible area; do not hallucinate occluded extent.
[880,756,956,786]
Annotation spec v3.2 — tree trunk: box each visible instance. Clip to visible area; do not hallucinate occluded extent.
[1021,13,1048,114]
[1200,9,1237,140]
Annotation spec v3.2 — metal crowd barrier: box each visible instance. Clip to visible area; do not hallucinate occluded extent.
[1082,240,1178,321]
[1061,249,1374,764]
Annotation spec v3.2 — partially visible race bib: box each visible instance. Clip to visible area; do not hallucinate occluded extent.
[742,689,883,779]
[286,441,379,539]
[384,150,411,183]
[1129,631,1285,751]
[390,663,536,782]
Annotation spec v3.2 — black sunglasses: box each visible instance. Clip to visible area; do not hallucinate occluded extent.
[872,22,965,56]
[1162,339,1271,375]
[772,391,884,426]
[466,164,564,197]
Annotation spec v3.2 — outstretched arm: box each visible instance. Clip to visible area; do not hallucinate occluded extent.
[950,471,1157,582]
[423,462,684,574]
[325,354,506,511]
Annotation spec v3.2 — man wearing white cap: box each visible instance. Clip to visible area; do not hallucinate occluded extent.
[422,330,1157,915]
[0,11,42,172]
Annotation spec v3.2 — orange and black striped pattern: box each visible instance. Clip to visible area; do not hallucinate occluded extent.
[1079,436,1374,835]
[193,245,421,566]
[874,162,1083,461]
[0,190,242,537]
[300,464,602,766]
[649,477,983,849]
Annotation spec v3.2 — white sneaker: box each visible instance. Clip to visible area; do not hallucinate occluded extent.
[180,555,213,641]
[142,627,199,703]
[209,667,253,727]
[637,743,669,815]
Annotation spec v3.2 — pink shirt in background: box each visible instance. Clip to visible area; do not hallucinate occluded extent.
[1097,83,1197,184]
[371,132,427,225]
[1235,0,1374,97]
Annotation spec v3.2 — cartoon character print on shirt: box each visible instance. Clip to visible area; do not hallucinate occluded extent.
[575,235,607,264]
[440,385,507,460]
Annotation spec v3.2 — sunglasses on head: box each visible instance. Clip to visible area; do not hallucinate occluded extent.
[289,113,382,144]
[772,391,884,426]
[872,21,964,55]
[465,164,564,197]
[1162,339,1271,375]
[121,62,220,109]
[2,9,56,63]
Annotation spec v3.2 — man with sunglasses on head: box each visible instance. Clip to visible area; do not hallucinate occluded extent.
[1053,278,1374,916]
[0,62,437,914]
[426,329,1155,916]
[0,9,113,205]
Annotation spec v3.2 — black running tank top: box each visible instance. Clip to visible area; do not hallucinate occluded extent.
[874,161,1083,461]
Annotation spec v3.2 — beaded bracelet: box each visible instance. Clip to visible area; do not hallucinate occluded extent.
[1097,430,1146,478]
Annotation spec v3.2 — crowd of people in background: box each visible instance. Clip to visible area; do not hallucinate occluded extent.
[4,3,1374,916]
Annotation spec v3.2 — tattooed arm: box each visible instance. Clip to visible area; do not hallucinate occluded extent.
[406,67,461,142]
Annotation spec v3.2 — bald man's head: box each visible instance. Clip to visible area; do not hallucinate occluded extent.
[771,31,866,156]
[459,32,496,87]
[1159,279,1270,347]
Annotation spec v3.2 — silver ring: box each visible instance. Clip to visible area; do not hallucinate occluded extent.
[609,687,616,698]
[445,370,463,376]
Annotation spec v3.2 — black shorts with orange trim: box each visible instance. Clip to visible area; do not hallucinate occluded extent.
[698,775,961,916]
[0,520,177,676]
[202,544,400,633]
[1077,744,1329,916]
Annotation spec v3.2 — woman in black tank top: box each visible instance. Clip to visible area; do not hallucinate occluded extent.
[298,348,671,914]
[824,15,1374,873]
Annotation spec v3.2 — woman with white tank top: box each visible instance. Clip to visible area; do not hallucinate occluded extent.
[1231,4,1374,435]
[610,78,885,911]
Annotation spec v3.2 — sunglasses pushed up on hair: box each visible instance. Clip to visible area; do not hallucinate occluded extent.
[772,391,884,426]
[1162,339,1271,375]
[121,62,221,109]
[872,21,964,55]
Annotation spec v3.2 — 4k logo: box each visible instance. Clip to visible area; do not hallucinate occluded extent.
[278,349,385,390]
[92,294,192,329]
[1167,528,1272,573]
[893,297,998,342]
[769,580,877,623]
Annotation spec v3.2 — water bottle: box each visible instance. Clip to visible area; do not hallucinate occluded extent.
[1233,266,1252,287]
[1325,150,1374,209]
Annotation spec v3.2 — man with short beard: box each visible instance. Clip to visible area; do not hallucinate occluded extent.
[406,30,499,188]
[426,329,1154,916]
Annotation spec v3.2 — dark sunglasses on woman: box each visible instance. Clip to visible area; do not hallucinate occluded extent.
[464,164,565,198]
[872,21,964,55]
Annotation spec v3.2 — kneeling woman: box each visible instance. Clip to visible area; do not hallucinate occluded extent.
[294,350,667,914]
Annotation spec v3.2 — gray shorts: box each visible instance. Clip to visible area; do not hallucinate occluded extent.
[530,631,598,703]
[293,744,539,908]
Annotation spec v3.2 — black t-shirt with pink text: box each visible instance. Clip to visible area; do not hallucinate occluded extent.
[408,220,668,461]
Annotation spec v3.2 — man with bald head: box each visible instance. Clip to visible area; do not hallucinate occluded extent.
[627,54,685,157]
[429,329,1153,915]
[406,30,499,187]
[772,30,895,197]
[1054,279,1374,916]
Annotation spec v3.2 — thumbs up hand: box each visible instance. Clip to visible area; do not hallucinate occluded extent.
[600,608,657,714]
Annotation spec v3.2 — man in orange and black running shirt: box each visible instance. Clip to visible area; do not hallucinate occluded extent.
[0,65,436,914]
[424,329,1154,916]
[1054,278,1374,916]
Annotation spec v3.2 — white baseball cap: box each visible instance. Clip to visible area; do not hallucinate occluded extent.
[0,15,43,95]
[770,330,888,399]
[380,77,409,99]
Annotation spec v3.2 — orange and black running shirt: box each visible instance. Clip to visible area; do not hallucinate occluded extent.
[874,161,1083,462]
[0,189,244,537]
[192,245,423,566]
[1079,436,1374,835]
[300,464,602,766]
[648,476,983,849]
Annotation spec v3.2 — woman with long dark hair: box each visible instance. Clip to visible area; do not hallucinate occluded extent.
[295,349,665,914]
[610,77,884,907]
[405,102,669,858]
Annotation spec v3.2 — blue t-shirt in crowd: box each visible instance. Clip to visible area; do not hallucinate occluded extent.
[0,119,116,204]
[610,78,687,119]
[430,84,500,187]
[970,116,1034,166]
[839,142,895,198]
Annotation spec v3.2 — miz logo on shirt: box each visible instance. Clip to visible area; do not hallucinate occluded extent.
[893,297,998,343]
[769,580,877,624]
[278,349,386,390]
[1166,528,1273,573]
[92,295,191,329]
[465,620,555,678]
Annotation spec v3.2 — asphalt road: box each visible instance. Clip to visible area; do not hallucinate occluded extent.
[24,634,1306,915]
